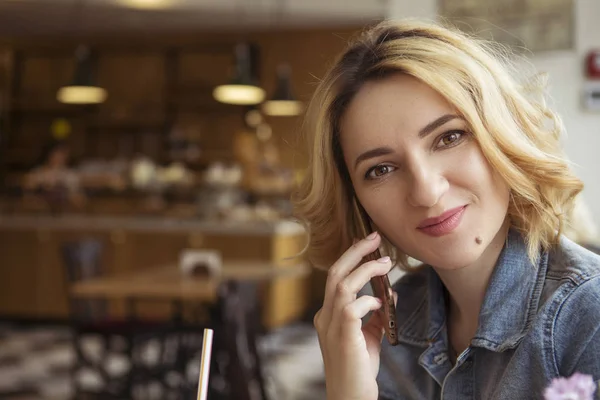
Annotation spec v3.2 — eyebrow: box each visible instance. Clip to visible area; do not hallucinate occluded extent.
[418,114,462,138]
[354,146,395,170]
[353,114,463,170]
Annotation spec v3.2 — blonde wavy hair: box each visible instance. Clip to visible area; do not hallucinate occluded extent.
[292,19,583,271]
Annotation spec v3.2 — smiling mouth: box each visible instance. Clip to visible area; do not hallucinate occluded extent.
[417,205,467,237]
[418,206,466,227]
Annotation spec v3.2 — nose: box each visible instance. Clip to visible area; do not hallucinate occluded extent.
[406,159,449,208]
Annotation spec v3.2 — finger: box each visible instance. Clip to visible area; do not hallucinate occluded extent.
[362,310,387,374]
[330,295,382,343]
[320,233,381,324]
[362,308,386,344]
[332,232,381,278]
[313,309,330,370]
[313,308,323,333]
[314,308,329,351]
[338,256,393,302]
[331,257,393,321]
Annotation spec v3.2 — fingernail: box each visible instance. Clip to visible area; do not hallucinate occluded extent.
[366,231,378,240]
[377,256,390,263]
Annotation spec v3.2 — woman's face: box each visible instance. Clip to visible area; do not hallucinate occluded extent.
[48,147,69,168]
[339,73,510,270]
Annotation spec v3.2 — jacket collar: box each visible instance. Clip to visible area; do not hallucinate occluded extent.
[396,228,548,352]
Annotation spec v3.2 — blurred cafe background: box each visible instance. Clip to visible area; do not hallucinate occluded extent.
[0,0,598,399]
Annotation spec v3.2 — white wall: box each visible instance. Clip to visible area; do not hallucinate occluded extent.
[386,0,600,227]
[539,0,600,226]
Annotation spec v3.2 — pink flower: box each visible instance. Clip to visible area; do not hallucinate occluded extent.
[544,373,597,400]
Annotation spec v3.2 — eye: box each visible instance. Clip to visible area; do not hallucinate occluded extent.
[365,164,396,180]
[435,130,466,148]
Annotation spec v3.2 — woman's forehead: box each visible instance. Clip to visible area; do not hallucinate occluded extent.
[340,75,458,144]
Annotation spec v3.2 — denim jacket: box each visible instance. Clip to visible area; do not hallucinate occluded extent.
[377,229,600,399]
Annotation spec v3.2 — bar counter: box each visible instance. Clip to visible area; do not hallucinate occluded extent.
[0,214,305,236]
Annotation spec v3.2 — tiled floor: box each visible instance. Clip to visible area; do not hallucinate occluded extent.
[0,322,325,400]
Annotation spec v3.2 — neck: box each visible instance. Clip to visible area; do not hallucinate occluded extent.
[435,220,510,331]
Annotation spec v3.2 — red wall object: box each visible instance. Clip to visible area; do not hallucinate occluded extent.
[587,50,600,79]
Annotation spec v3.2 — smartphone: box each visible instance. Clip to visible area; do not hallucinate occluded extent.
[352,197,399,346]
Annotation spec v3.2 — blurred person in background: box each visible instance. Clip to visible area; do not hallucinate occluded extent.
[233,109,294,196]
[23,139,86,211]
[293,19,600,400]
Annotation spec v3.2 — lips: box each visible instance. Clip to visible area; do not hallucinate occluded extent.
[417,205,467,237]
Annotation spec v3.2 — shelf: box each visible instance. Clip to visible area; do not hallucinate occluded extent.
[86,121,168,131]
[0,44,251,177]
[8,102,91,115]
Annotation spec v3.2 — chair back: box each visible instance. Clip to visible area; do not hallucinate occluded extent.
[62,239,107,321]
[212,280,269,400]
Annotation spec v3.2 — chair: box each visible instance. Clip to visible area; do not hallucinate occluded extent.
[208,280,270,400]
[63,239,208,400]
[63,239,107,322]
[129,325,206,400]
[63,238,135,399]
[127,280,268,400]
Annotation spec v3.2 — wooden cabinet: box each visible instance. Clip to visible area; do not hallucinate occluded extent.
[0,218,311,329]
[264,234,312,328]
[0,229,40,316]
[0,227,115,319]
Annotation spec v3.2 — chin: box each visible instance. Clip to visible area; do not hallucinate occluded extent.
[411,237,485,270]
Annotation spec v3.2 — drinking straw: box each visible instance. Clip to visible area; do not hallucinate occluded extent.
[197,328,214,400]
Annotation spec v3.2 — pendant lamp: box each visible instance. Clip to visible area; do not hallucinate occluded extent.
[262,64,303,117]
[213,43,265,106]
[117,0,176,9]
[57,45,107,105]
[0,97,5,150]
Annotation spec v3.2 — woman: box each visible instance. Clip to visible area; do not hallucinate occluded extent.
[24,140,85,210]
[292,19,600,399]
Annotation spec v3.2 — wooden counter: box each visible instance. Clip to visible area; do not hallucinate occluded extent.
[0,214,311,329]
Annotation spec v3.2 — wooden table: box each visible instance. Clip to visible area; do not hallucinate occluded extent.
[69,261,311,398]
[70,261,311,326]
[71,261,309,300]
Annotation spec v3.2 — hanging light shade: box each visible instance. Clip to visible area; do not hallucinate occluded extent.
[213,43,265,106]
[0,97,5,150]
[262,64,303,117]
[116,0,177,9]
[57,46,107,105]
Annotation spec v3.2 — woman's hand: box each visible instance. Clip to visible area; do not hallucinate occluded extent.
[314,231,396,400]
